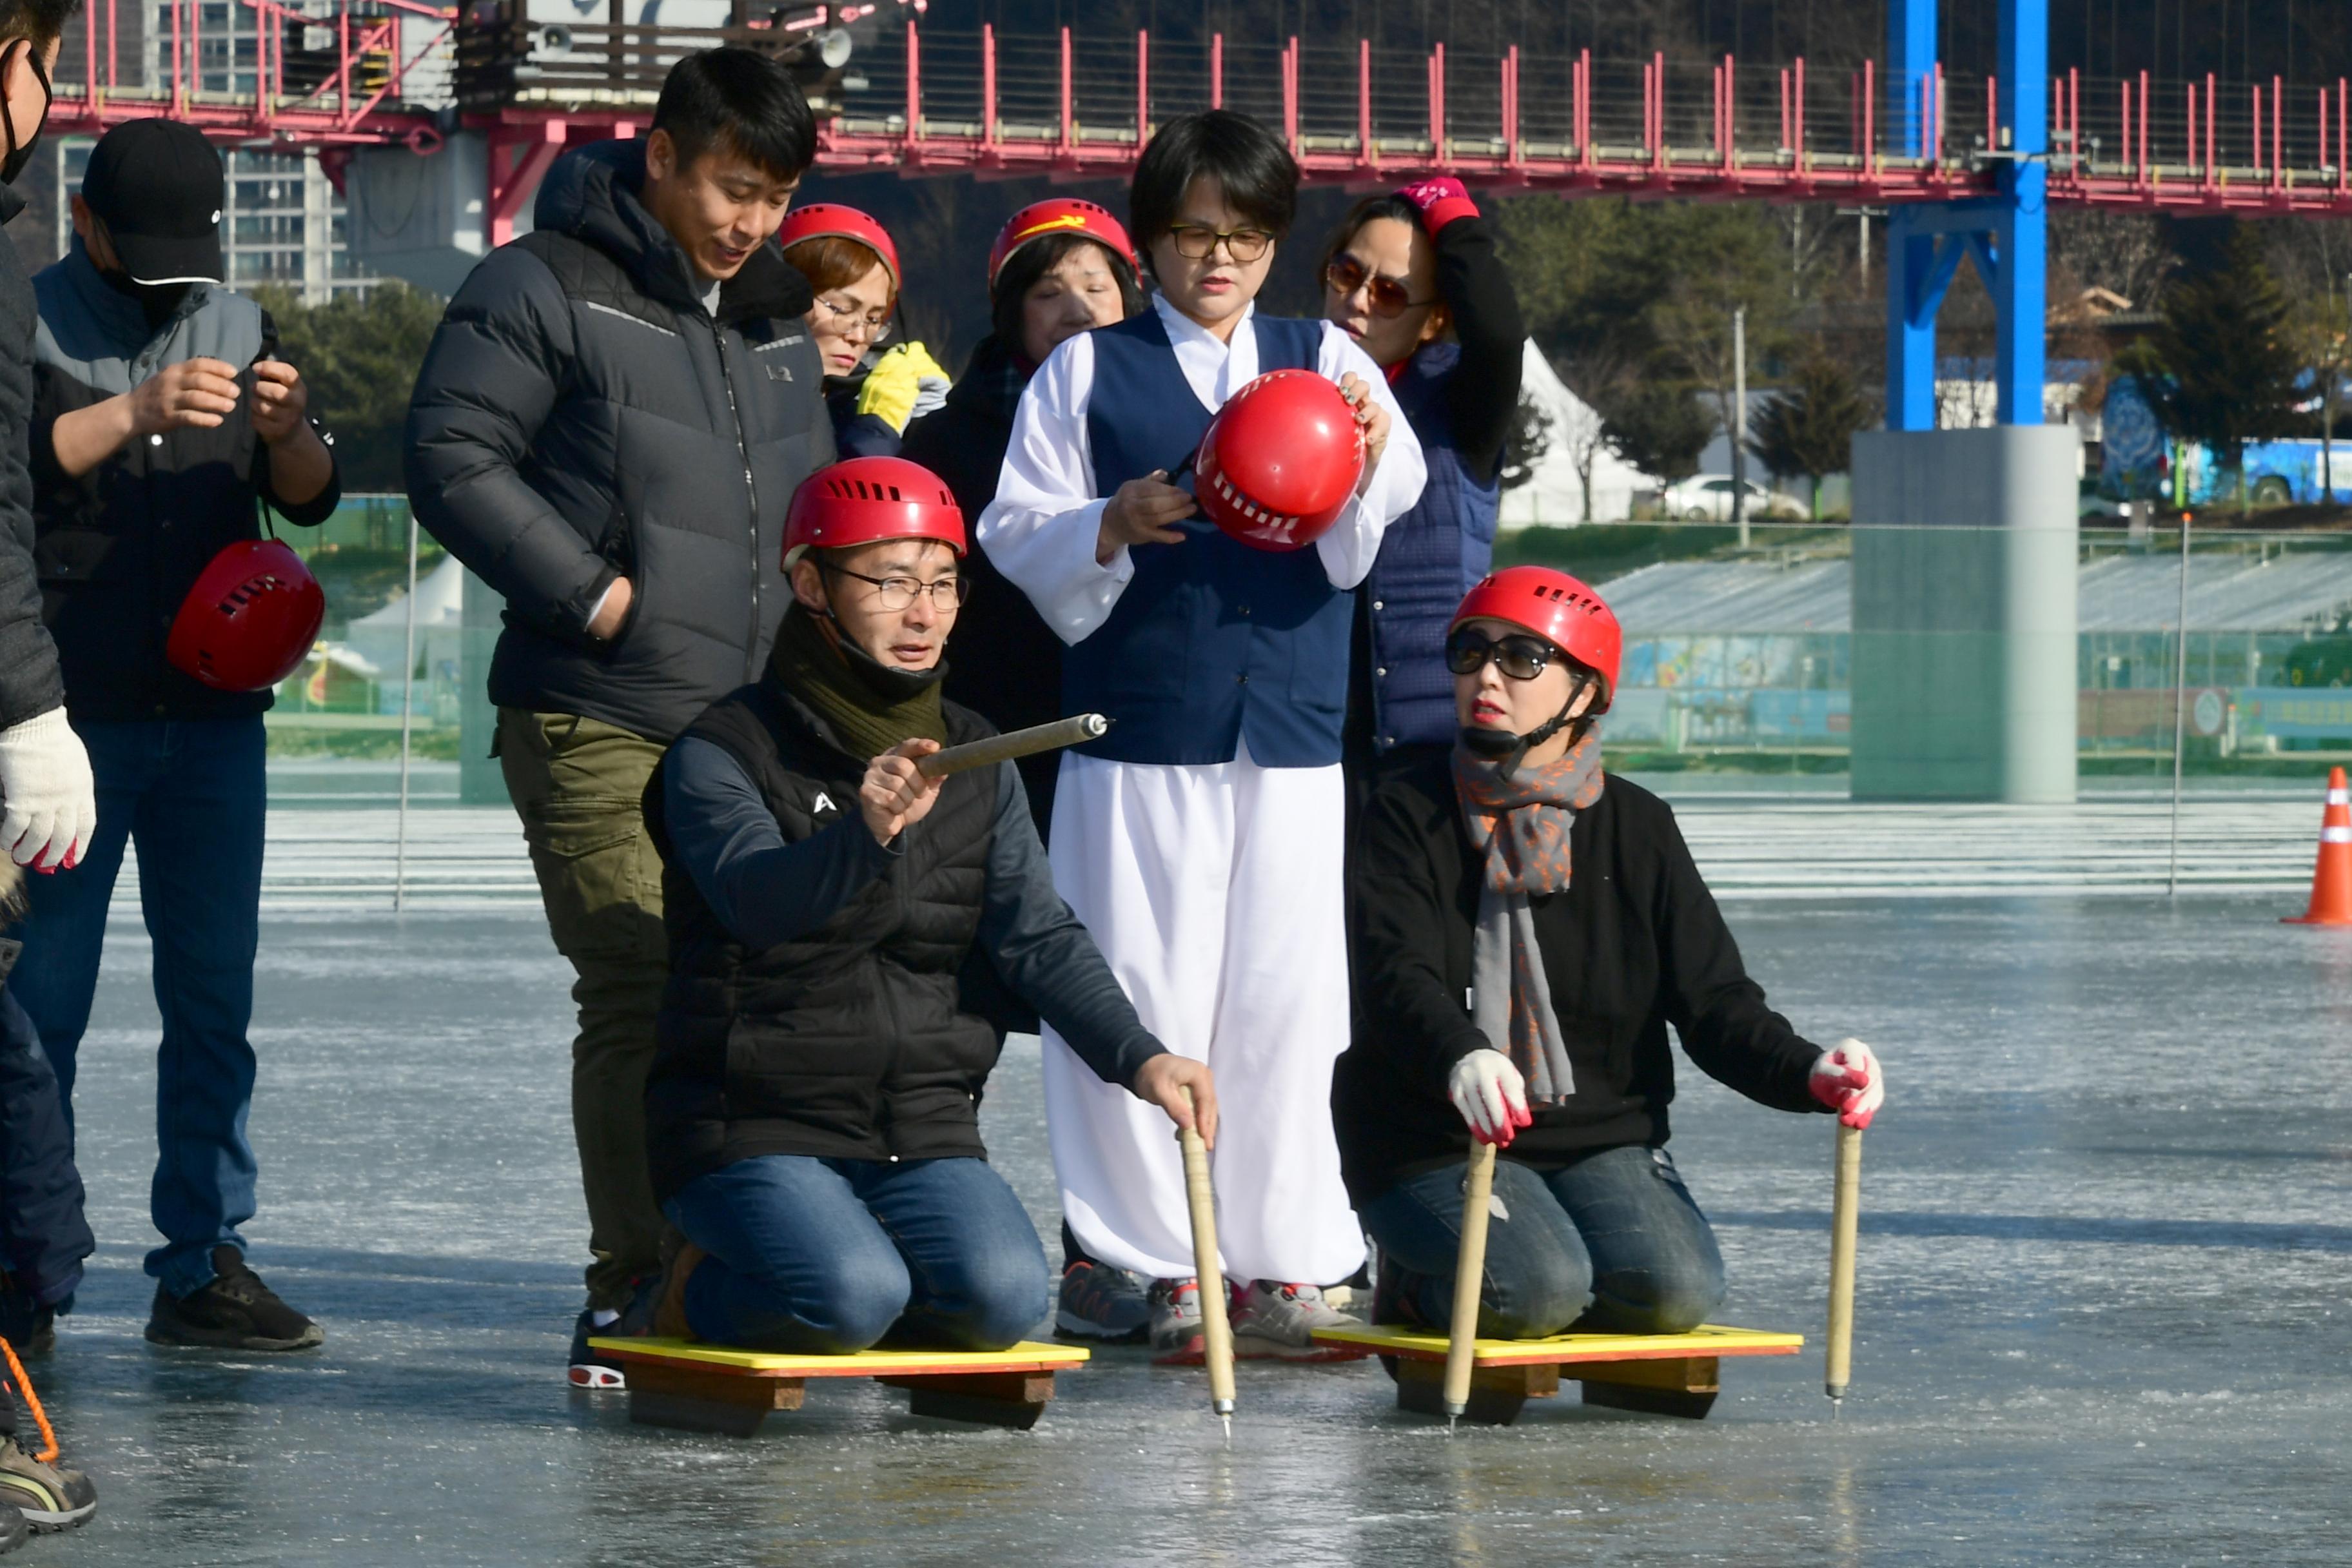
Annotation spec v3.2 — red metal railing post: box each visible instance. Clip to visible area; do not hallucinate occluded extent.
[1985,71,1996,161]
[1058,26,1073,156]
[905,19,919,149]
[2206,73,2216,186]
[1283,36,1299,157]
[1210,32,1222,112]
[1577,48,1592,170]
[80,0,94,107]
[333,2,348,120]
[2070,68,2081,172]
[1357,39,1373,172]
[2251,83,2263,180]
[1504,44,1519,169]
[1723,54,1736,175]
[1135,28,1148,146]
[1431,41,1444,162]
[1794,56,1806,171]
[1863,57,1876,177]
[2272,75,2283,191]
[1779,66,1790,154]
[981,23,995,147]
[2139,70,2150,184]
[1650,50,1665,174]
[2340,78,2349,195]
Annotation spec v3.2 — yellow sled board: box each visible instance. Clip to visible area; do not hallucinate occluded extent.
[1309,1324,1803,1426]
[586,1337,1090,1436]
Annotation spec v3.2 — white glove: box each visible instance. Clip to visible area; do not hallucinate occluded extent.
[1808,1038,1885,1129]
[911,368,950,423]
[0,708,95,871]
[1447,1048,1532,1146]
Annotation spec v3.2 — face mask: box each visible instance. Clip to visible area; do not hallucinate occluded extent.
[1,40,50,187]
[96,264,193,332]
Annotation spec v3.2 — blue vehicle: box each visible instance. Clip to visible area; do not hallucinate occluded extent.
[2102,375,2352,507]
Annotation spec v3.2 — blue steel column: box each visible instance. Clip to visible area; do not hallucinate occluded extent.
[1885,0,1940,431]
[1994,0,2048,425]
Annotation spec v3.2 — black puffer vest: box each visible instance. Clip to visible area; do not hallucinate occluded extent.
[644,665,1002,1200]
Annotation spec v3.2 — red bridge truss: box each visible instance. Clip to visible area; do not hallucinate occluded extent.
[44,3,2352,222]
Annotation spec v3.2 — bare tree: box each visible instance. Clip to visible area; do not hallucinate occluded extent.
[1551,344,1632,522]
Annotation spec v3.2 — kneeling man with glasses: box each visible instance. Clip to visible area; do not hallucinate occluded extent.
[636,456,1215,1353]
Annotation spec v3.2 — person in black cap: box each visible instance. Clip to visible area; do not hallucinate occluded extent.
[5,115,340,1356]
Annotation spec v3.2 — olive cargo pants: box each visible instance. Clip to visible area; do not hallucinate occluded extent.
[498,709,670,1312]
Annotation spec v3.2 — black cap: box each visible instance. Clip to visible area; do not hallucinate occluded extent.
[81,119,226,286]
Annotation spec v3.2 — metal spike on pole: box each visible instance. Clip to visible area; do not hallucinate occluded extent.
[2167,511,2192,897]
[393,510,420,914]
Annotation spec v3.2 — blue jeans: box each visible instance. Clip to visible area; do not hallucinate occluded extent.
[0,984,91,1306]
[1360,1144,1727,1338]
[6,718,265,1299]
[663,1155,1050,1354]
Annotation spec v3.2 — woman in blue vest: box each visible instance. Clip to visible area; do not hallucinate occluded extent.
[1320,178,1525,798]
[977,110,1426,1364]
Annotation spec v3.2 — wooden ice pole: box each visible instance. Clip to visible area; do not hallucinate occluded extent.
[917,713,1109,778]
[1442,1139,1500,1427]
[1178,1086,1237,1438]
[1825,1122,1863,1411]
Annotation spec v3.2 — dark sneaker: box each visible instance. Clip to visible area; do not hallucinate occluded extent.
[0,1500,23,1554]
[0,1437,93,1532]
[1369,1256,1431,1330]
[1054,1260,1150,1344]
[1230,1280,1367,1362]
[567,1309,625,1390]
[1147,1277,1205,1366]
[145,1247,322,1351]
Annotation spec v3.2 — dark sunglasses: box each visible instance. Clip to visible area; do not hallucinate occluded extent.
[1445,628,1559,681]
[1324,253,1438,319]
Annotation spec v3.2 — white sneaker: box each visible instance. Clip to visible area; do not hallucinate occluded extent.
[1229,1280,1369,1362]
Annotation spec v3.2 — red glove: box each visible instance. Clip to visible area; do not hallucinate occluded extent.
[1395,176,1479,233]
[1808,1039,1885,1130]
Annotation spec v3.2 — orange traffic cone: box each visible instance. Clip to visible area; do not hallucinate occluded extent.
[2283,767,2352,926]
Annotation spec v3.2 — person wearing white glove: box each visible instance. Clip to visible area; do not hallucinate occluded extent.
[0,708,93,872]
[1337,565,1889,1342]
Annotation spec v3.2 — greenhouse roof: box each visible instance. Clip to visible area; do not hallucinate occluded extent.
[1599,548,2352,635]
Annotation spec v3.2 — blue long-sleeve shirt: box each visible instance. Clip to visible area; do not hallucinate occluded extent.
[662,737,1165,1090]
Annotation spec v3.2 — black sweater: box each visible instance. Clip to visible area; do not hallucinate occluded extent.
[1334,755,1828,1206]
[1424,209,1525,485]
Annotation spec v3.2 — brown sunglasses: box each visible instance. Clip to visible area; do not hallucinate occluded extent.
[1324,253,1439,318]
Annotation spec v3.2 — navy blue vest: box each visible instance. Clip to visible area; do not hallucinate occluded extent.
[1066,310,1349,767]
[1362,343,1500,750]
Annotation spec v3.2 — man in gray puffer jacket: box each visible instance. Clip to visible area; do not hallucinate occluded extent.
[404,46,830,1386]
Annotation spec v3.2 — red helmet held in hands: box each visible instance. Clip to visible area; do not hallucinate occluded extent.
[783,456,966,568]
[778,203,901,290]
[987,199,1139,292]
[165,539,326,693]
[1192,370,1366,553]
[1449,565,1622,712]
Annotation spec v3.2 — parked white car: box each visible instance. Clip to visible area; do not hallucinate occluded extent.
[1656,474,1800,522]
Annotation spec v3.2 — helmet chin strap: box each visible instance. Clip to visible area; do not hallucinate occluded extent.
[1459,675,1591,783]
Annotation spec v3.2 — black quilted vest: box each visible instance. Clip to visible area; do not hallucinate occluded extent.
[644,665,1002,1199]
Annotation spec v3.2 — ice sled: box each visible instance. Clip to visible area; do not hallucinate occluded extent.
[1309,1323,1803,1425]
[585,1337,1090,1435]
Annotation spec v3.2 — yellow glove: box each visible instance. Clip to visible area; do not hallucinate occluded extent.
[854,342,953,434]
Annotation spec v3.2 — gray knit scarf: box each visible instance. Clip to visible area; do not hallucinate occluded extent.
[1453,727,1607,1104]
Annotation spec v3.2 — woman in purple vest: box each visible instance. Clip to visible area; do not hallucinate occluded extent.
[1321,179,1525,801]
[978,110,1426,1364]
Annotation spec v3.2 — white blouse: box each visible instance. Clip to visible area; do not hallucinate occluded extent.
[974,293,1428,645]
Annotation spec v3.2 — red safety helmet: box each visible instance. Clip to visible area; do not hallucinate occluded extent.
[783,456,966,569]
[1449,565,1622,712]
[1193,370,1366,553]
[777,203,901,291]
[987,199,1139,292]
[165,538,326,693]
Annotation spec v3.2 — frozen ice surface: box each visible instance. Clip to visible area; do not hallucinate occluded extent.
[33,894,2352,1565]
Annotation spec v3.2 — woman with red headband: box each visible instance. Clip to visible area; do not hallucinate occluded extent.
[1337,565,1886,1340]
[910,198,1145,843]
[1320,179,1526,812]
[778,203,950,457]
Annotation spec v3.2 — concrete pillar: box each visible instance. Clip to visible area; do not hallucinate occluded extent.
[458,569,507,806]
[1850,427,2079,803]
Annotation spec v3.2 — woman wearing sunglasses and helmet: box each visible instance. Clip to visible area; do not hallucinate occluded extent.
[1319,179,1527,816]
[1335,565,1887,1341]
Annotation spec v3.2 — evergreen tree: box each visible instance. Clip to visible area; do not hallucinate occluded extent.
[1602,384,1712,489]
[1749,352,1876,520]
[2118,225,2304,513]
[254,282,447,493]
